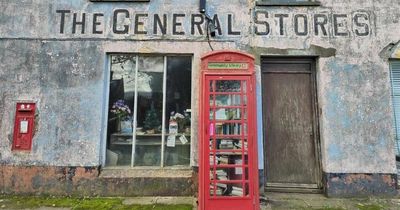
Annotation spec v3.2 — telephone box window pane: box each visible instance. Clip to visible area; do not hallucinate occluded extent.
[215,95,241,106]
[242,81,247,93]
[210,167,247,180]
[213,108,242,120]
[209,95,215,106]
[215,80,242,92]
[215,123,243,135]
[214,138,242,150]
[211,182,245,197]
[210,81,215,92]
[209,138,215,150]
[106,55,136,166]
[209,111,215,120]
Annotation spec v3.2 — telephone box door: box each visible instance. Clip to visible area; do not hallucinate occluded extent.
[201,75,258,210]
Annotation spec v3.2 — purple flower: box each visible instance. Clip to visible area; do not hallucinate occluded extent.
[110,99,132,119]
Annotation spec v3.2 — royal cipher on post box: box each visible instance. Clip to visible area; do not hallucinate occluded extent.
[198,50,260,210]
[12,102,36,151]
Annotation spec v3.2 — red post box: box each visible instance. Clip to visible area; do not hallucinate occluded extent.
[198,50,260,210]
[12,102,36,151]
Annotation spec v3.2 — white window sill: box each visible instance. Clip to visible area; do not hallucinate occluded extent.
[100,166,193,178]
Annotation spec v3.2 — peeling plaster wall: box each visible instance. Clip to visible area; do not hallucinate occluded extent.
[0,40,105,166]
[0,0,399,176]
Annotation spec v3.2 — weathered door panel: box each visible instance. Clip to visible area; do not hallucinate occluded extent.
[261,58,320,189]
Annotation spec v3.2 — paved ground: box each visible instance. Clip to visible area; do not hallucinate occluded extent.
[261,193,400,210]
[126,194,400,210]
[1,193,400,209]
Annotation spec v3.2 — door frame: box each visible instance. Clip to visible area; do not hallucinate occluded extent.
[260,57,322,192]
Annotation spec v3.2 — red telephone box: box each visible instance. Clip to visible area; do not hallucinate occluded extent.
[199,50,259,210]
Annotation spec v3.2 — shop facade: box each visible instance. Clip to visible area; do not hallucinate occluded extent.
[1,0,400,204]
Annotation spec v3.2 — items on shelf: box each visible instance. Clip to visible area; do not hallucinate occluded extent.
[143,106,161,133]
[219,139,235,149]
[215,123,242,135]
[231,186,244,196]
[209,183,244,196]
[234,141,248,150]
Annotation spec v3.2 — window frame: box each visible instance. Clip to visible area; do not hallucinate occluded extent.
[256,0,321,6]
[104,54,193,168]
[389,59,400,157]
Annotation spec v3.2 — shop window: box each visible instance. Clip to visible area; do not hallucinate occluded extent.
[256,0,321,6]
[390,60,400,158]
[106,54,192,167]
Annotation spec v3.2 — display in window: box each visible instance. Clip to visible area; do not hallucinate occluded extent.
[106,54,192,167]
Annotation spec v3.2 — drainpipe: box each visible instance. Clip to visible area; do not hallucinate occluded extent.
[200,0,206,13]
[199,0,216,37]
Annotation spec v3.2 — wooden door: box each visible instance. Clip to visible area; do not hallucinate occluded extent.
[261,58,321,191]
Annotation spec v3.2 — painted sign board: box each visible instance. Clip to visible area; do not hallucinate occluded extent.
[207,62,249,70]
[54,9,373,38]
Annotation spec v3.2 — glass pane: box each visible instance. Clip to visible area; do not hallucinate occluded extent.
[211,181,244,197]
[215,123,243,135]
[244,183,249,196]
[134,136,161,166]
[164,135,190,166]
[164,56,192,166]
[213,138,243,150]
[215,80,241,92]
[215,95,241,106]
[209,94,215,106]
[209,138,215,150]
[134,56,164,166]
[106,55,136,166]
[236,139,248,150]
[213,108,241,120]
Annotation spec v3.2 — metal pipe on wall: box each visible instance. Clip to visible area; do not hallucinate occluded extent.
[200,0,206,13]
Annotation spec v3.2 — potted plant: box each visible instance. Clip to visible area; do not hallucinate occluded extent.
[143,107,160,134]
[110,100,132,132]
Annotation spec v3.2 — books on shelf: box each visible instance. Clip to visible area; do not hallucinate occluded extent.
[231,186,243,196]
[210,185,223,196]
[216,169,228,179]
[210,169,228,181]
[220,139,234,149]
[234,141,248,149]
[221,123,241,135]
[210,183,244,196]
[234,159,243,174]
[217,156,229,164]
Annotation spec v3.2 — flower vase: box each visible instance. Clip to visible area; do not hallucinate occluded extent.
[115,117,121,132]
[120,119,133,133]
